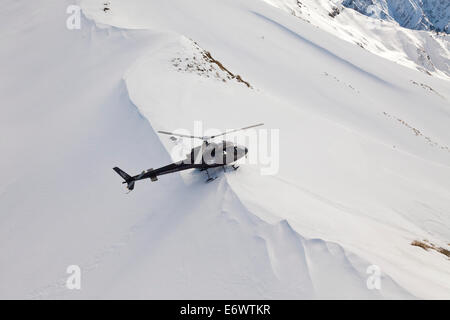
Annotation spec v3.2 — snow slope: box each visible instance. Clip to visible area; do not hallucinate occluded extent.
[1,0,449,299]
[263,0,450,79]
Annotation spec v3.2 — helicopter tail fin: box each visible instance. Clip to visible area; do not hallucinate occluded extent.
[113,167,135,190]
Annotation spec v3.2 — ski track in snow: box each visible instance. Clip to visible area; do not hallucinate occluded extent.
[251,11,397,87]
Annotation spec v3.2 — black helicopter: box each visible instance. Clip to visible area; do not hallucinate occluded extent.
[113,123,263,191]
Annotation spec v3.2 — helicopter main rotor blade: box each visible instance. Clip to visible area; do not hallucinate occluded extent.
[158,123,264,141]
[157,131,205,140]
[208,123,264,139]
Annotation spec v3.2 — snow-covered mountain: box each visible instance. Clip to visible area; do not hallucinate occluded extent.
[1,0,449,299]
[342,0,450,33]
[263,0,450,78]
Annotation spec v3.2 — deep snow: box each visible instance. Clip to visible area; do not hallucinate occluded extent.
[0,0,449,299]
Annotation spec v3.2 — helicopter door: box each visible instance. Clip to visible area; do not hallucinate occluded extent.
[223,145,236,164]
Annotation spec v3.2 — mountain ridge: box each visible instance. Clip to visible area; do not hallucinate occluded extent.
[342,0,450,33]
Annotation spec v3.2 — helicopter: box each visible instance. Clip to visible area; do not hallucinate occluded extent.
[113,123,263,191]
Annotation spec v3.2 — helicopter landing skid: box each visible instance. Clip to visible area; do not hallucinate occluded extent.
[205,169,217,183]
[222,164,239,173]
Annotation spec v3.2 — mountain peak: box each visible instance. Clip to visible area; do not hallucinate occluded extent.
[342,0,450,33]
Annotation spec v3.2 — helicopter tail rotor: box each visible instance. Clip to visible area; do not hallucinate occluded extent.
[113,167,135,191]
